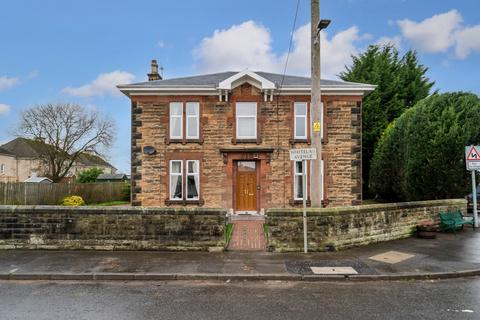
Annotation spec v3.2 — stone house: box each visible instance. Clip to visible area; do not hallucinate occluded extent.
[118,62,375,211]
[0,137,116,182]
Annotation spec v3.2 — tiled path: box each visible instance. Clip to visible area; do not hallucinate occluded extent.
[228,220,266,251]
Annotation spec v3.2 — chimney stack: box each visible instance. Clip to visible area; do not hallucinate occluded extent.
[148,59,162,81]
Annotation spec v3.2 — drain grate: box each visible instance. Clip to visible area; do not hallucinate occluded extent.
[285,259,378,275]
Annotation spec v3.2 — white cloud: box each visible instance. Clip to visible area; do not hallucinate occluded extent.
[0,104,11,115]
[0,76,20,91]
[193,21,366,78]
[63,70,135,97]
[157,41,166,48]
[397,9,480,59]
[375,36,402,49]
[398,10,463,53]
[454,25,480,59]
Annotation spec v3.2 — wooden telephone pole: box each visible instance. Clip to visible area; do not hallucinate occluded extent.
[310,0,322,207]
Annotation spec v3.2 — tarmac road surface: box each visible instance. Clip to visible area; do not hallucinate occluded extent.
[1,278,479,320]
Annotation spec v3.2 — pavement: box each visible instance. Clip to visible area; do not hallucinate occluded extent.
[1,228,480,281]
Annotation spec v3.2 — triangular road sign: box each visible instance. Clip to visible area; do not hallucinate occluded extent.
[467,146,480,161]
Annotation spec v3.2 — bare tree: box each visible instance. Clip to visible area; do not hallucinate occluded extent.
[18,103,115,182]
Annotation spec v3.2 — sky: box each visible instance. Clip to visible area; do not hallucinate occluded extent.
[0,0,479,173]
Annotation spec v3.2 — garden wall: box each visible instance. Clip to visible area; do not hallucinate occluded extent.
[0,206,226,251]
[266,199,467,252]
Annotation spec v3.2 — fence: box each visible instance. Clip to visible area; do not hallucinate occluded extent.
[0,182,128,205]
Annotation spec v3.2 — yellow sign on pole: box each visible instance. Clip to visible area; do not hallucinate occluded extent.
[313,122,321,132]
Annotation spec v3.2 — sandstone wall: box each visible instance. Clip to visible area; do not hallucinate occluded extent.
[0,206,226,251]
[266,199,467,252]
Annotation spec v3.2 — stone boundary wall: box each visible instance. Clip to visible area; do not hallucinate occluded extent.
[0,206,226,251]
[266,199,467,252]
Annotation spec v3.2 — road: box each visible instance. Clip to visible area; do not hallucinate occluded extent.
[1,278,479,319]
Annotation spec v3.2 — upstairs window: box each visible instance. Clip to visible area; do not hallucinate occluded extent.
[169,102,200,140]
[236,102,257,139]
[0,164,4,174]
[169,102,183,139]
[294,102,308,139]
[186,102,199,139]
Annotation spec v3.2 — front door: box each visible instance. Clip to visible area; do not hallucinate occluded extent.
[236,161,257,211]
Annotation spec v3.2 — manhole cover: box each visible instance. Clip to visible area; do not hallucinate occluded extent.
[369,251,415,264]
[310,266,358,275]
[285,259,377,275]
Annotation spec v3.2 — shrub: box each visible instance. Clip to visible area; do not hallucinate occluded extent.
[62,195,85,206]
[370,92,480,201]
[77,168,103,183]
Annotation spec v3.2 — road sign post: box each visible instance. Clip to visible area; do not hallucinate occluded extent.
[465,146,480,228]
[290,148,317,253]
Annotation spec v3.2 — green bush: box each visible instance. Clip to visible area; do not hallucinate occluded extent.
[62,195,85,206]
[370,92,480,201]
[77,168,103,183]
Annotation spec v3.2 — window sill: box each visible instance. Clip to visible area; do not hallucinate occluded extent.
[289,199,311,206]
[167,139,204,145]
[290,138,311,145]
[232,138,261,144]
[165,199,204,206]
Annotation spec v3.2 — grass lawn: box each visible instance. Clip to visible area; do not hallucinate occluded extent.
[88,201,130,206]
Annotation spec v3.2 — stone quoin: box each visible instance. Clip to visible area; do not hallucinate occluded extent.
[118,65,375,211]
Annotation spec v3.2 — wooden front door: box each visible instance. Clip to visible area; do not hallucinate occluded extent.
[236,161,257,211]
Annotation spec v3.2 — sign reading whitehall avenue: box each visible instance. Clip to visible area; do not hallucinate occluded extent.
[466,146,480,170]
[289,148,317,161]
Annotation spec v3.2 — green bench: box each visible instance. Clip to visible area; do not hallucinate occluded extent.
[439,210,474,233]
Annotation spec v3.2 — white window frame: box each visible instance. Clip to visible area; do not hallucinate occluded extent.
[169,102,183,139]
[294,160,308,201]
[169,160,183,200]
[186,102,200,139]
[186,160,200,200]
[294,160,324,201]
[294,102,308,139]
[236,102,257,139]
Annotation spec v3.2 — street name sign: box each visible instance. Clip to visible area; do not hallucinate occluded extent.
[465,146,480,170]
[289,148,317,161]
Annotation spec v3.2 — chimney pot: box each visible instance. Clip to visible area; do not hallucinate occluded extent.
[148,59,162,81]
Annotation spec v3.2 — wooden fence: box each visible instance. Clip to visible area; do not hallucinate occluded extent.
[0,182,129,205]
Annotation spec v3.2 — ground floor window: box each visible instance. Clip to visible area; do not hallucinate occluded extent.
[169,159,200,201]
[294,160,307,200]
[293,160,324,201]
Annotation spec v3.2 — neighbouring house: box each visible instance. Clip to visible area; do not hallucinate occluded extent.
[118,60,375,210]
[0,137,116,182]
[0,147,18,183]
[96,173,129,182]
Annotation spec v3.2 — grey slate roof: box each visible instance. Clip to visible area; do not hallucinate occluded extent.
[120,71,372,88]
[0,147,14,156]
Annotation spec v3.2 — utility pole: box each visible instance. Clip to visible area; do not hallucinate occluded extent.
[310,0,322,207]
